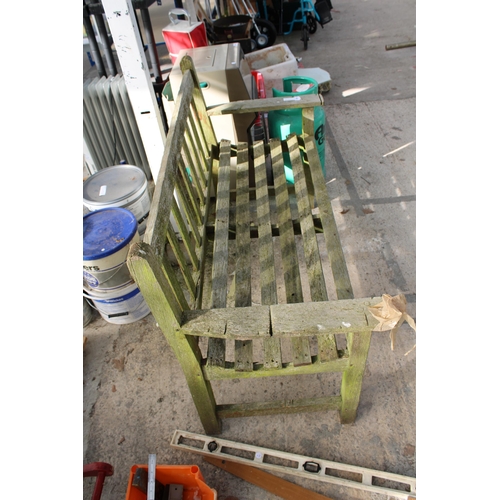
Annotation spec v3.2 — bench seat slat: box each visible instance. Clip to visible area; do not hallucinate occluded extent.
[288,135,328,303]
[254,140,282,370]
[234,143,253,372]
[288,135,339,361]
[235,143,252,308]
[211,140,232,308]
[254,140,278,307]
[207,139,232,368]
[268,138,312,367]
[271,137,313,367]
[269,138,303,304]
[303,135,354,301]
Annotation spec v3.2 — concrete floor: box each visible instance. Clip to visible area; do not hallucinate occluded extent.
[83,0,416,498]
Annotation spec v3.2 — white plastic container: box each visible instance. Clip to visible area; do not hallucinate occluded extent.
[83,282,150,325]
[244,43,298,97]
[83,164,151,235]
[83,208,139,291]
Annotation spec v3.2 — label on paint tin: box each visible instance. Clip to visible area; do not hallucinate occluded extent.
[89,285,151,324]
[125,195,150,221]
[93,286,141,304]
[83,271,99,288]
[99,185,107,196]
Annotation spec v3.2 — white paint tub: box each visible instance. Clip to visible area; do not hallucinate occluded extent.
[83,208,139,291]
[83,282,150,325]
[83,164,151,235]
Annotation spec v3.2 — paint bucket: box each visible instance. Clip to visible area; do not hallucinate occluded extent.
[83,282,150,325]
[83,164,151,235]
[83,208,139,291]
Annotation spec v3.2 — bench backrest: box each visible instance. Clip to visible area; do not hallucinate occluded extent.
[141,57,218,315]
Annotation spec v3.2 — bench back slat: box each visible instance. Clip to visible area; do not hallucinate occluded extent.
[170,197,198,268]
[188,111,210,166]
[178,149,203,228]
[180,57,219,151]
[183,117,208,201]
[161,248,191,314]
[166,224,197,302]
[174,167,202,248]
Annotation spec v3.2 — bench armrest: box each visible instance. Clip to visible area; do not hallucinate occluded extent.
[206,94,323,116]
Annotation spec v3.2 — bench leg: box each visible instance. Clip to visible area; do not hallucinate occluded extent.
[128,243,221,435]
[171,331,222,435]
[340,331,372,424]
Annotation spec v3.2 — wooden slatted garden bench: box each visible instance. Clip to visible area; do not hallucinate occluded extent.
[127,55,381,435]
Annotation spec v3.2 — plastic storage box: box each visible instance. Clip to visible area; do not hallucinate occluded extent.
[243,43,298,97]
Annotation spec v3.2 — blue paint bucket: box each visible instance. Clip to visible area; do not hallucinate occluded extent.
[83,208,139,291]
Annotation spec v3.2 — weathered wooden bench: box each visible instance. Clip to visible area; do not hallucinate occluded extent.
[127,55,380,435]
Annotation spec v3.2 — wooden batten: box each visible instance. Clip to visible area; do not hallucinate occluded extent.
[216,396,342,418]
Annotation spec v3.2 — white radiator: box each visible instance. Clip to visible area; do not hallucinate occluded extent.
[83,74,152,180]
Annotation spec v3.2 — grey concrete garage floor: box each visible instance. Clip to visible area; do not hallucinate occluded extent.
[83,0,416,498]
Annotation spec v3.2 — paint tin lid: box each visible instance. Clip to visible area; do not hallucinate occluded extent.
[83,165,146,206]
[83,208,138,261]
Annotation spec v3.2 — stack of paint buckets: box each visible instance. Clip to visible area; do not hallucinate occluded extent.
[83,164,151,236]
[83,164,151,325]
